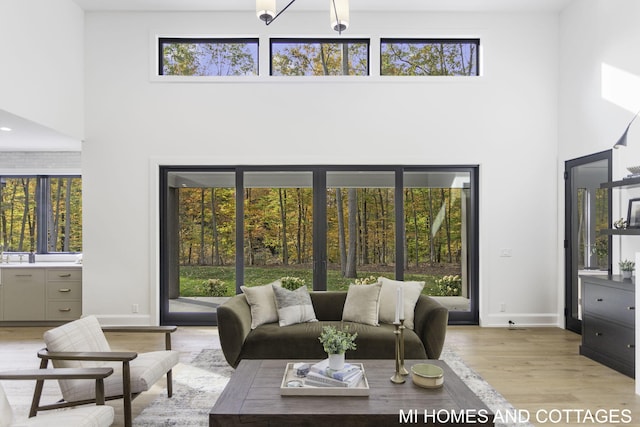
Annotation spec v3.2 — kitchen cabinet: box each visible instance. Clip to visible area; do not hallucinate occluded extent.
[0,265,82,322]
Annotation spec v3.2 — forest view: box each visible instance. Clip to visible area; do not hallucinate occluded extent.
[176,182,467,299]
[160,38,479,77]
[0,177,82,253]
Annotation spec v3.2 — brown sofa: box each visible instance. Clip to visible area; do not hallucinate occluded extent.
[217,291,448,368]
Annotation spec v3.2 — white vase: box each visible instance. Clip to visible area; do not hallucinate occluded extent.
[328,353,345,370]
[622,270,632,279]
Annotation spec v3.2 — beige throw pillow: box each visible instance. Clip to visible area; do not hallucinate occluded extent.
[241,280,281,329]
[378,277,425,329]
[342,283,382,326]
[272,285,318,327]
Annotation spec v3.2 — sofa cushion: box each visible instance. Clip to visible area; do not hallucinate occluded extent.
[241,281,281,329]
[272,285,318,326]
[239,321,427,361]
[378,277,425,329]
[342,283,382,326]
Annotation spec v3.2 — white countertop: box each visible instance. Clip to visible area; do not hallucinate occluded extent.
[0,262,82,268]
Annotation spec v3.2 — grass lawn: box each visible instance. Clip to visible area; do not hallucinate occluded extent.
[179,265,454,297]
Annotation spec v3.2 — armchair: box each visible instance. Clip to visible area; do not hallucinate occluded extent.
[0,367,114,427]
[32,316,179,427]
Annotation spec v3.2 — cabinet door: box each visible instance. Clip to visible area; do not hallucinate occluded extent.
[3,269,46,320]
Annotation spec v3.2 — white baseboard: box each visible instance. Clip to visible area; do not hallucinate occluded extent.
[93,314,155,326]
[481,312,561,328]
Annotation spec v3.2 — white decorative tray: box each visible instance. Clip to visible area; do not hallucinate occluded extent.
[280,362,370,396]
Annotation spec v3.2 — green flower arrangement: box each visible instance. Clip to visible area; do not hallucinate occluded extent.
[318,325,357,355]
[198,279,227,297]
[354,275,378,285]
[280,276,306,291]
[435,275,462,296]
[619,260,635,272]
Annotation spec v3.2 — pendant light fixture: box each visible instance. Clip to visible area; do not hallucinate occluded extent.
[256,0,350,34]
[330,0,349,34]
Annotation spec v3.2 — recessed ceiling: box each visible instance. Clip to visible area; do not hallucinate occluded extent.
[0,110,81,152]
[72,0,573,13]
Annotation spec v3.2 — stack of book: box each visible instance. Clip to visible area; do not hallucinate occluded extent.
[304,359,363,388]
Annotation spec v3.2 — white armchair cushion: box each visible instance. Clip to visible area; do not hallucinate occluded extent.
[12,406,114,427]
[57,350,180,403]
[0,384,14,427]
[43,315,179,403]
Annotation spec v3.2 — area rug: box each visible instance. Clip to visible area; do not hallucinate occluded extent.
[134,348,532,427]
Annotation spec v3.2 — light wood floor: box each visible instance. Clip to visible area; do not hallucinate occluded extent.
[1,325,639,426]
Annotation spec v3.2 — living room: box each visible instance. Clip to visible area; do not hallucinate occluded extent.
[1,0,640,425]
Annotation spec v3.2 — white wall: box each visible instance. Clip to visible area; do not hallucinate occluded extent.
[558,0,640,314]
[559,0,640,390]
[82,10,560,326]
[0,0,84,140]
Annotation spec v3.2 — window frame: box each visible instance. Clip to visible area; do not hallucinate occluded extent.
[159,165,479,326]
[157,37,260,77]
[269,38,371,76]
[0,174,82,255]
[380,38,481,77]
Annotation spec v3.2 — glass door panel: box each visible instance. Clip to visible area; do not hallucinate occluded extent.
[403,171,472,313]
[243,171,314,288]
[165,171,236,320]
[565,153,611,333]
[326,171,396,290]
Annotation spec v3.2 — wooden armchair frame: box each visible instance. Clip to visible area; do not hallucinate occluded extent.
[33,325,177,427]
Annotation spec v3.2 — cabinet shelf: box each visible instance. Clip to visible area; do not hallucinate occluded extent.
[600,176,640,189]
[602,229,640,236]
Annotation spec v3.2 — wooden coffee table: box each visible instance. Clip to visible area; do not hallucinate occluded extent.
[210,359,494,426]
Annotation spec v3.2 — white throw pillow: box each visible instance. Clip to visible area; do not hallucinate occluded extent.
[272,285,318,327]
[378,277,425,330]
[241,280,281,329]
[342,283,382,326]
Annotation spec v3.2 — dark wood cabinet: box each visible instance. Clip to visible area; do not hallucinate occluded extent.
[580,275,635,377]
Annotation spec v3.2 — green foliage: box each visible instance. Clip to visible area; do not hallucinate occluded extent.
[354,275,378,285]
[162,41,257,76]
[272,41,368,76]
[197,279,227,297]
[381,41,477,76]
[318,325,357,355]
[434,275,462,296]
[619,260,635,271]
[0,176,82,253]
[279,276,305,290]
[179,266,448,297]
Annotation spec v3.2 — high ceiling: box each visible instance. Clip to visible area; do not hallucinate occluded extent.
[72,0,572,13]
[2,0,573,152]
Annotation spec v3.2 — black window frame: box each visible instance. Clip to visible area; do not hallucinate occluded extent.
[158,37,260,76]
[0,174,82,255]
[269,38,371,76]
[159,165,479,326]
[380,38,480,76]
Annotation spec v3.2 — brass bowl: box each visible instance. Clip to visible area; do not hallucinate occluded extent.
[411,363,444,389]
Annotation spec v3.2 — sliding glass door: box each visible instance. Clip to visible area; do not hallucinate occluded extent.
[160,166,478,325]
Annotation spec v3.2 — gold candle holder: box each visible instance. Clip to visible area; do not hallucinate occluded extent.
[390,322,405,384]
[399,319,409,376]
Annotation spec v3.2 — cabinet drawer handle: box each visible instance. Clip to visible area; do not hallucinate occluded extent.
[15,274,32,277]
[58,288,72,293]
[58,308,72,312]
[596,298,603,302]
[58,274,72,278]
[628,307,635,310]
[595,332,603,336]
[627,344,635,349]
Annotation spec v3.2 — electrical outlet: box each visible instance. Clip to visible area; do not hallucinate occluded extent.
[132,304,139,313]
[500,248,512,257]
[500,303,506,312]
